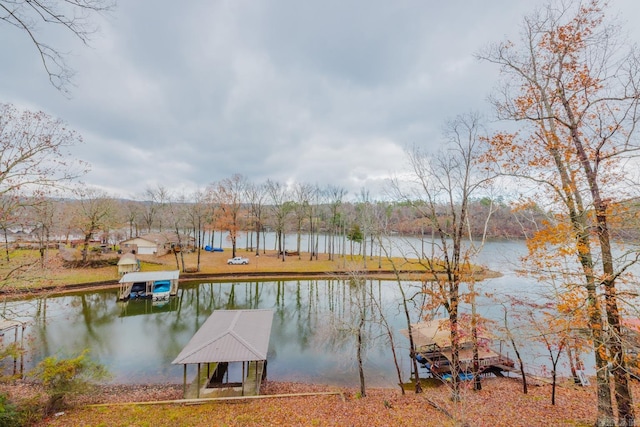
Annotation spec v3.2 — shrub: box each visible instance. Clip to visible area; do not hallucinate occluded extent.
[29,349,110,414]
[0,343,23,382]
[0,393,21,427]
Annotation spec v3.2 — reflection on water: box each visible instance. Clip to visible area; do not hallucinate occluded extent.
[4,239,604,386]
[9,279,427,387]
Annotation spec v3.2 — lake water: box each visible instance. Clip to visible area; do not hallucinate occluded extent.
[8,279,430,386]
[0,238,595,386]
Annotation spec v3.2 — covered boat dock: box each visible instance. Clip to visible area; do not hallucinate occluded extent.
[172,309,274,399]
[118,270,180,301]
[401,318,516,380]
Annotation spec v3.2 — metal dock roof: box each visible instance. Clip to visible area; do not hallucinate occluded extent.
[119,270,180,283]
[172,309,274,365]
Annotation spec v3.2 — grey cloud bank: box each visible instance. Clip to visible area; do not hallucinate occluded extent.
[1,0,639,200]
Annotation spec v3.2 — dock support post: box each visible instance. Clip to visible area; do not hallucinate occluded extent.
[242,362,245,396]
[183,365,187,397]
[197,364,201,398]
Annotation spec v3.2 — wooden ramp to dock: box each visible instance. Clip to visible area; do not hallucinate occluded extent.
[481,364,518,377]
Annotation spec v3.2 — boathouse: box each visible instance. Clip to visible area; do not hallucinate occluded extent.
[118,270,180,301]
[172,309,274,398]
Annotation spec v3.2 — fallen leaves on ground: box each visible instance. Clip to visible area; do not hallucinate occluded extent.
[19,377,638,427]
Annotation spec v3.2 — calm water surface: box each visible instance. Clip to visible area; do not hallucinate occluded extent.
[3,239,595,386]
[11,279,428,386]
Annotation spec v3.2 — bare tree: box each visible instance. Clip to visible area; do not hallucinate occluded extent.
[150,186,170,233]
[0,103,87,195]
[208,174,246,259]
[245,181,267,256]
[0,103,85,272]
[498,302,528,394]
[166,192,189,271]
[71,187,116,263]
[185,189,208,272]
[266,180,291,261]
[352,277,368,397]
[355,189,375,269]
[0,195,20,262]
[325,185,347,261]
[1,0,115,94]
[291,183,308,258]
[377,240,425,394]
[138,185,169,234]
[307,185,321,260]
[324,271,374,398]
[121,200,140,239]
[28,197,56,266]
[390,111,493,400]
[291,183,314,259]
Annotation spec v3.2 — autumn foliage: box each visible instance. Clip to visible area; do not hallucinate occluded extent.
[479,0,640,424]
[34,379,640,427]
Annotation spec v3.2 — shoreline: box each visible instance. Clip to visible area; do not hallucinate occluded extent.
[0,267,502,300]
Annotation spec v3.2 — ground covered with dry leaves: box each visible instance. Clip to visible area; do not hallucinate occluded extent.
[3,376,633,426]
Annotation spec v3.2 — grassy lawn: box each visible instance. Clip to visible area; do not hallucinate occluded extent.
[0,247,491,293]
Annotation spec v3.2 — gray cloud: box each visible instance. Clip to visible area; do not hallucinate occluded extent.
[1,0,639,200]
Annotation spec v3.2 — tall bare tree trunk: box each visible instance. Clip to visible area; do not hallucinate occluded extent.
[566,103,634,426]
[470,281,481,391]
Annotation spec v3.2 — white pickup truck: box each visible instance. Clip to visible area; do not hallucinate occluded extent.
[227,256,249,265]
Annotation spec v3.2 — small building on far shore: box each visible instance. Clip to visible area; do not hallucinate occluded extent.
[119,232,195,256]
[117,253,140,275]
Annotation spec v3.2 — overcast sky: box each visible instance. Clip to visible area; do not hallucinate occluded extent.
[1,0,639,201]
